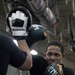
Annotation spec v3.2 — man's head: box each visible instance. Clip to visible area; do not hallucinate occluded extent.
[45,40,64,64]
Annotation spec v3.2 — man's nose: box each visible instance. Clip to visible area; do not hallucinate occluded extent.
[50,55,56,61]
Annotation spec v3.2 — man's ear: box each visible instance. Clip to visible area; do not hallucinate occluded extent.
[43,53,46,57]
[62,53,65,58]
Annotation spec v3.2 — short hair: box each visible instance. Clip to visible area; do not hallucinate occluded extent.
[46,40,64,54]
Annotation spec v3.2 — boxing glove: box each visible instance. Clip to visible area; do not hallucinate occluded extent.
[44,63,62,75]
[6,6,32,40]
[26,24,47,47]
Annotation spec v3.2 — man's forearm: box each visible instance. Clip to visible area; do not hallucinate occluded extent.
[18,40,32,70]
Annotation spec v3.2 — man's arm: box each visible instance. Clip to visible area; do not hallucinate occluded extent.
[6,6,32,70]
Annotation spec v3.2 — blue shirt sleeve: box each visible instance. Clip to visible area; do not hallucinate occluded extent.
[0,35,27,68]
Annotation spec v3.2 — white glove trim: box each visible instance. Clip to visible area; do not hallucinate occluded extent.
[12,31,28,36]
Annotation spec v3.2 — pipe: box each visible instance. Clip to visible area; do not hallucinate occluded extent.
[26,0,60,35]
[72,0,75,11]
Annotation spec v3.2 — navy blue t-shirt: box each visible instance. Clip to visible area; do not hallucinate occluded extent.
[0,35,27,75]
[29,55,74,75]
[29,55,48,75]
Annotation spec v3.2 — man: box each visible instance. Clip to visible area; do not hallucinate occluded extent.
[29,40,74,75]
[0,6,32,75]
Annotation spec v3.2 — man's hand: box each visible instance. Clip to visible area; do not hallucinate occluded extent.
[8,10,28,36]
[44,63,63,75]
[6,6,32,40]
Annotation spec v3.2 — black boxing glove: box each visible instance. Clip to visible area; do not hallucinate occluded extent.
[6,6,32,40]
[26,24,47,47]
[44,63,63,75]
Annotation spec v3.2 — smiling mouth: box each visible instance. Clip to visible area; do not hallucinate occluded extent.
[48,60,57,64]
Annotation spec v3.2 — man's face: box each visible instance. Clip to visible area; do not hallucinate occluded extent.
[45,45,64,64]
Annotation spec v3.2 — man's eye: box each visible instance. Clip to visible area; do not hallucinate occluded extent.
[54,53,60,57]
[47,52,52,56]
